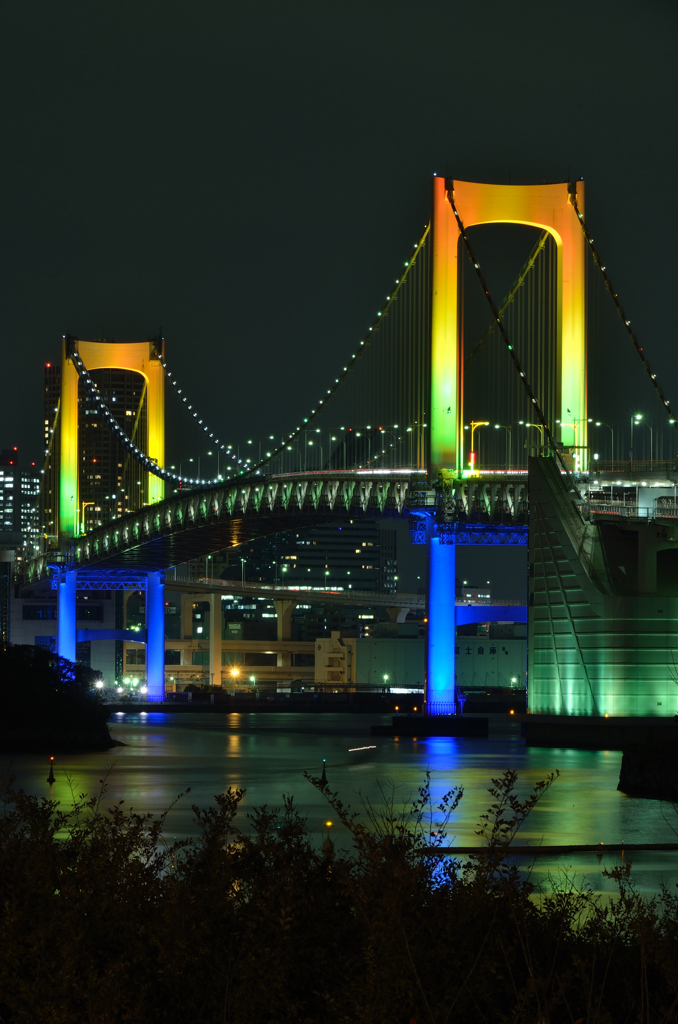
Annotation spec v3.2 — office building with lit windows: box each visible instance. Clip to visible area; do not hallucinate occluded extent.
[210,520,398,595]
[0,447,41,647]
[0,448,41,556]
[192,519,402,644]
[280,521,397,594]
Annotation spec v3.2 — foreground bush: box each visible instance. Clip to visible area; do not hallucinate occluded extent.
[1,768,677,1023]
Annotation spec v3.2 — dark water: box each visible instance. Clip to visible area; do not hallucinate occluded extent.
[6,712,678,895]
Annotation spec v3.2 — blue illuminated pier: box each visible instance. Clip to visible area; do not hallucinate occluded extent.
[57,570,77,664]
[54,568,165,699]
[410,516,528,713]
[426,534,457,708]
[145,572,165,702]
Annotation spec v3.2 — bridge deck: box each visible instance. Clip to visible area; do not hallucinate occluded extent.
[27,469,531,577]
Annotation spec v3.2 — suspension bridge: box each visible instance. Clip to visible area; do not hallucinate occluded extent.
[26,177,678,718]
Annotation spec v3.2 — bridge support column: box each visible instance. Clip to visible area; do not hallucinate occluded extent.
[386,606,410,624]
[57,570,77,663]
[208,593,222,687]
[274,599,296,668]
[145,572,165,701]
[426,532,456,711]
[274,599,296,641]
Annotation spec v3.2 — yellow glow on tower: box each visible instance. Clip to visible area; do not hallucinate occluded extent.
[430,178,586,474]
[59,338,165,540]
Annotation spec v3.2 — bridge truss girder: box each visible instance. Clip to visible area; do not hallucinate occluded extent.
[26,470,532,580]
[31,473,423,574]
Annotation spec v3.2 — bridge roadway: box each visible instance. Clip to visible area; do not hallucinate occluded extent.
[26,462,678,582]
[164,575,426,611]
[28,468,531,577]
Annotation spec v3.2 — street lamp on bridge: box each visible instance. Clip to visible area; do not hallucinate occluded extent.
[632,413,653,465]
[307,438,324,470]
[285,444,303,473]
[521,421,545,456]
[590,420,614,462]
[469,421,490,473]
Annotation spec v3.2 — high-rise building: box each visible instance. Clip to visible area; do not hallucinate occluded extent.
[0,448,41,556]
[170,520,401,645]
[214,520,398,595]
[281,520,397,594]
[0,447,41,648]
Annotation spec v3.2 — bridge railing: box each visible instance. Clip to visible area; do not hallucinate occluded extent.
[588,501,678,520]
[589,502,650,519]
[590,461,678,474]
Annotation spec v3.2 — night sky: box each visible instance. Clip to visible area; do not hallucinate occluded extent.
[1,0,675,458]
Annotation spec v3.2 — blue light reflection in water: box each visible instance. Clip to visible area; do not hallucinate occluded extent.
[5,712,678,895]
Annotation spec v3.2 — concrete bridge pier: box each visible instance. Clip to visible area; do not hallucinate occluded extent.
[145,572,165,701]
[386,605,411,623]
[274,598,297,668]
[208,592,222,687]
[57,569,77,663]
[426,527,456,710]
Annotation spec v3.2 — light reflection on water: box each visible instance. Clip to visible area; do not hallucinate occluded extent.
[5,712,678,895]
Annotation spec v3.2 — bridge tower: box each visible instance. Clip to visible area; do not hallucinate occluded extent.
[426,178,587,708]
[59,335,165,542]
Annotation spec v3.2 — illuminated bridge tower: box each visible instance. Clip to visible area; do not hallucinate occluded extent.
[426,177,586,709]
[59,335,165,540]
[55,336,166,699]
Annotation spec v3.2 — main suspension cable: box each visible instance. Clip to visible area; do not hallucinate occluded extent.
[71,354,239,488]
[159,357,249,470]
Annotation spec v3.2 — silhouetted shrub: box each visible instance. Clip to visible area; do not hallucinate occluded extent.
[0,767,677,1023]
[0,645,114,751]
